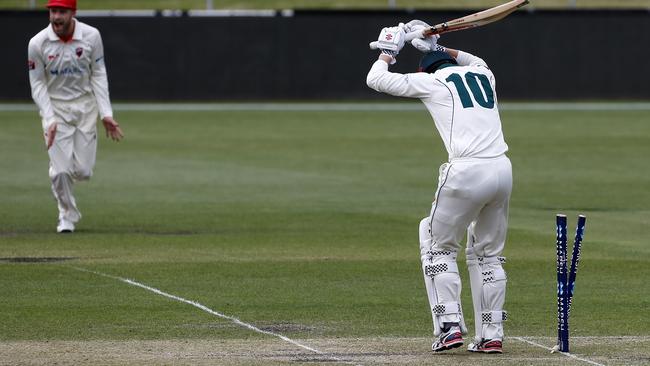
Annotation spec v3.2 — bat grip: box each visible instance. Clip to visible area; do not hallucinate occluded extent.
[427,23,448,35]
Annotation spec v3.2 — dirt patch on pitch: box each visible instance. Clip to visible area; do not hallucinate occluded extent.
[1,336,648,365]
[259,323,317,333]
[0,256,78,263]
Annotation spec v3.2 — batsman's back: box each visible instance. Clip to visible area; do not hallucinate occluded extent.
[423,62,508,160]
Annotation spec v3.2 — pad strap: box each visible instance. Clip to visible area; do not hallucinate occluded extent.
[481,310,508,324]
[423,250,459,278]
[433,301,462,316]
[481,256,506,264]
[482,269,497,284]
[482,261,507,284]
[466,248,506,265]
[424,262,456,277]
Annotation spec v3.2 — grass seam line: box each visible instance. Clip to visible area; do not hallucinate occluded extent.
[511,336,605,366]
[69,266,361,366]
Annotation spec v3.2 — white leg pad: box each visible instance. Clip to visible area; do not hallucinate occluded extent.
[467,256,484,342]
[467,248,507,342]
[481,257,507,341]
[419,217,468,336]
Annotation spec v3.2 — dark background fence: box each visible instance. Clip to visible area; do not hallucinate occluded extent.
[3,9,649,101]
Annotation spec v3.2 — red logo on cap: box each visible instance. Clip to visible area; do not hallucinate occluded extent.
[385,34,393,40]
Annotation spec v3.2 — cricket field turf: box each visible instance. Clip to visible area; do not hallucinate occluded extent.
[1,103,649,365]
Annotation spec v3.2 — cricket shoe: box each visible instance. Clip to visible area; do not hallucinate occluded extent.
[431,326,464,352]
[467,339,503,354]
[57,219,75,233]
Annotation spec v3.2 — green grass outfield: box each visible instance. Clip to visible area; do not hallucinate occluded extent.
[0,103,649,365]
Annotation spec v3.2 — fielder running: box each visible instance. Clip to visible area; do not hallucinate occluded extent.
[367,21,511,353]
[28,0,123,233]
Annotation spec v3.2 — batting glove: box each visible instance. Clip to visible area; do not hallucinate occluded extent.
[410,29,445,53]
[403,19,431,33]
[368,26,406,64]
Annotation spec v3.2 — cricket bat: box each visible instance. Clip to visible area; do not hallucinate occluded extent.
[405,0,529,41]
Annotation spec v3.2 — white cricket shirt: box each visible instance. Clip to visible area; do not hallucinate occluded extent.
[28,19,113,128]
[367,51,508,160]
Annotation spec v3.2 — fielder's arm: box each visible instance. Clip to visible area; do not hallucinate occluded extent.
[89,30,113,121]
[28,38,61,149]
[28,39,57,130]
[89,30,123,141]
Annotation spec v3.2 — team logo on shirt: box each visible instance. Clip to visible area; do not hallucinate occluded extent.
[50,66,82,76]
[28,59,35,70]
[76,47,83,58]
[48,54,59,61]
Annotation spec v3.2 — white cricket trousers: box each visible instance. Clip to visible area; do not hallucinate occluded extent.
[43,95,99,223]
[428,155,512,256]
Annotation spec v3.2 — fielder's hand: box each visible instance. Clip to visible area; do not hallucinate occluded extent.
[369,25,406,64]
[102,117,124,142]
[45,122,58,150]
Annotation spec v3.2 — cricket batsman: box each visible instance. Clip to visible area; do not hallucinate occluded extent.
[367,21,512,353]
[28,0,123,233]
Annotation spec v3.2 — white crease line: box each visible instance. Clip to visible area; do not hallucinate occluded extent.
[571,335,650,340]
[512,337,605,366]
[70,266,360,366]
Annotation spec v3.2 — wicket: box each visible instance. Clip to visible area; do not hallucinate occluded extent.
[553,214,586,353]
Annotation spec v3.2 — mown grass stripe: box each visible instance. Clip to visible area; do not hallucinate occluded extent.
[70,266,361,366]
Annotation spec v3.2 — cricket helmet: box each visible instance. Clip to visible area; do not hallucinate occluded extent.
[418,51,457,73]
[47,0,77,10]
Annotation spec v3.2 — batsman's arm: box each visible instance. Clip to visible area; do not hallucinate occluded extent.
[366,57,431,99]
[404,29,487,69]
[444,47,489,68]
[377,54,393,64]
[443,47,459,59]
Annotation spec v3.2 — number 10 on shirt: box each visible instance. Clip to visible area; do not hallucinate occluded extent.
[446,72,495,109]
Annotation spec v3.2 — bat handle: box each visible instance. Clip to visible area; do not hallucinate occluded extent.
[428,23,448,35]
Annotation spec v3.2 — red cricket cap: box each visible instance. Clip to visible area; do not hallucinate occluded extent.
[46,0,77,10]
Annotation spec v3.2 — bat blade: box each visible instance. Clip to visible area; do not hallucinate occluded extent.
[424,0,528,36]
